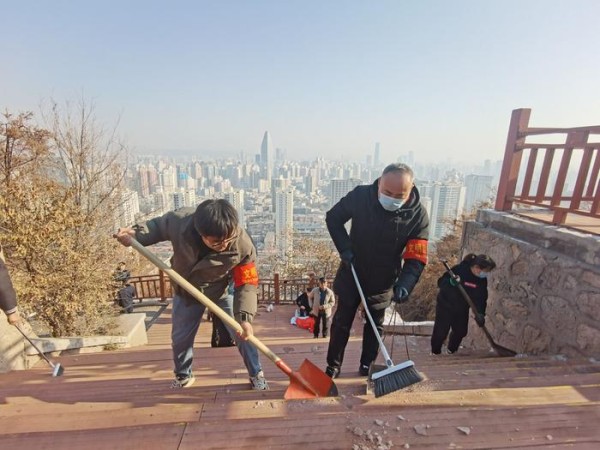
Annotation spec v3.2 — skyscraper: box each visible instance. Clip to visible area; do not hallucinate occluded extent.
[260,131,273,185]
[329,178,362,208]
[275,186,294,256]
[225,189,246,229]
[271,177,291,212]
[374,142,381,168]
[464,174,494,213]
[419,181,466,240]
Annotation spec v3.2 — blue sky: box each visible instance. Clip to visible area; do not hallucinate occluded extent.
[1,0,599,163]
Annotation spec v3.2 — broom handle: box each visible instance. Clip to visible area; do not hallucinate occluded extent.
[351,264,394,367]
[129,239,293,376]
[14,324,57,368]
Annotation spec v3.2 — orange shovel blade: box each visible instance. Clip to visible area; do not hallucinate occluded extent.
[284,359,338,400]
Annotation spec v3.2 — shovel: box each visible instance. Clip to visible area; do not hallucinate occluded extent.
[15,324,64,376]
[128,238,338,400]
[442,260,517,357]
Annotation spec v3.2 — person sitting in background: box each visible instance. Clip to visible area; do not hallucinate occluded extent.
[431,253,496,355]
[295,287,312,317]
[117,276,137,314]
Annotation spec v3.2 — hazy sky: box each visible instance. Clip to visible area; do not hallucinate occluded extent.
[2,1,599,163]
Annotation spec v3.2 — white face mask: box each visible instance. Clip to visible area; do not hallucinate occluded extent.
[378,193,405,211]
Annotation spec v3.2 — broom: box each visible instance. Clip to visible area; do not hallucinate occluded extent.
[351,264,423,397]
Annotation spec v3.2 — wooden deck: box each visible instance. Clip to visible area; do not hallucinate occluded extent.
[1,304,599,449]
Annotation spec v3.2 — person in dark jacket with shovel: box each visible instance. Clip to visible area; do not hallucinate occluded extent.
[325,163,429,378]
[114,199,269,390]
[431,253,496,355]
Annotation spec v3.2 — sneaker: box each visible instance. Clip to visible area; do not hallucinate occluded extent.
[249,370,270,390]
[358,364,370,377]
[325,366,340,379]
[171,374,195,389]
[446,349,456,354]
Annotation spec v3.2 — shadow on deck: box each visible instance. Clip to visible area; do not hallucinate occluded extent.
[1,304,599,449]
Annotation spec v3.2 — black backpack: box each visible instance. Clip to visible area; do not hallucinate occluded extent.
[210,313,236,348]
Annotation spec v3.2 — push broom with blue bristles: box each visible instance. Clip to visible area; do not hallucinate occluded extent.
[351,264,423,397]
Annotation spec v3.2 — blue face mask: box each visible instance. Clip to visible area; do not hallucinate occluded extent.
[378,193,405,212]
[477,272,488,279]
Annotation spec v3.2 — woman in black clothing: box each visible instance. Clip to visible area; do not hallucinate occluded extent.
[431,253,496,355]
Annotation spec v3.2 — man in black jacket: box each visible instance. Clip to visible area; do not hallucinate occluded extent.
[325,163,429,378]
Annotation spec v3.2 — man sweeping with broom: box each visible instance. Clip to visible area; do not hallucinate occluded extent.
[324,163,429,394]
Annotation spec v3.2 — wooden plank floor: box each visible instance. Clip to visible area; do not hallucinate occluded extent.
[1,304,599,449]
[515,210,600,236]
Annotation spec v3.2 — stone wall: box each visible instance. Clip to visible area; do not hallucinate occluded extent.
[460,210,600,358]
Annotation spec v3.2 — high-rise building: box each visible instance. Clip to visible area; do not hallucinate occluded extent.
[271,177,291,211]
[184,189,196,207]
[329,178,362,208]
[161,165,177,194]
[137,164,150,197]
[260,131,273,185]
[116,190,140,228]
[374,142,381,168]
[225,189,246,229]
[464,174,494,213]
[274,186,294,256]
[172,191,185,210]
[419,181,466,241]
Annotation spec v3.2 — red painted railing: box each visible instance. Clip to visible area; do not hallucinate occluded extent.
[127,272,314,304]
[495,108,600,227]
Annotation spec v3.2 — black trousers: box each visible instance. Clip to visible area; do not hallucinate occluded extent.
[326,293,386,370]
[431,300,469,354]
[313,311,329,337]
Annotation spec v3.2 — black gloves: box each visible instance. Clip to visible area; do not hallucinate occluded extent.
[474,313,485,327]
[393,284,409,303]
[340,249,354,268]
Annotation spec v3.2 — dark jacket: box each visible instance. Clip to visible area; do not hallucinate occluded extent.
[117,283,136,312]
[326,179,429,309]
[0,259,18,315]
[295,292,311,310]
[134,207,259,320]
[437,261,488,314]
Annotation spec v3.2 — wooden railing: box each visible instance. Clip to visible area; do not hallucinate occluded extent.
[495,108,600,227]
[127,272,314,304]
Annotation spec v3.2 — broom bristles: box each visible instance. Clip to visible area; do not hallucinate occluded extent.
[372,361,423,398]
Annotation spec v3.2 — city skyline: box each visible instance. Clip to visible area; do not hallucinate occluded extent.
[2,1,599,163]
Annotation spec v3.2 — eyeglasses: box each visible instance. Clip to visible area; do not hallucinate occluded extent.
[202,232,238,248]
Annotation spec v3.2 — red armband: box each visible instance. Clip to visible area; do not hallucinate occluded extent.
[403,239,428,264]
[232,262,259,287]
